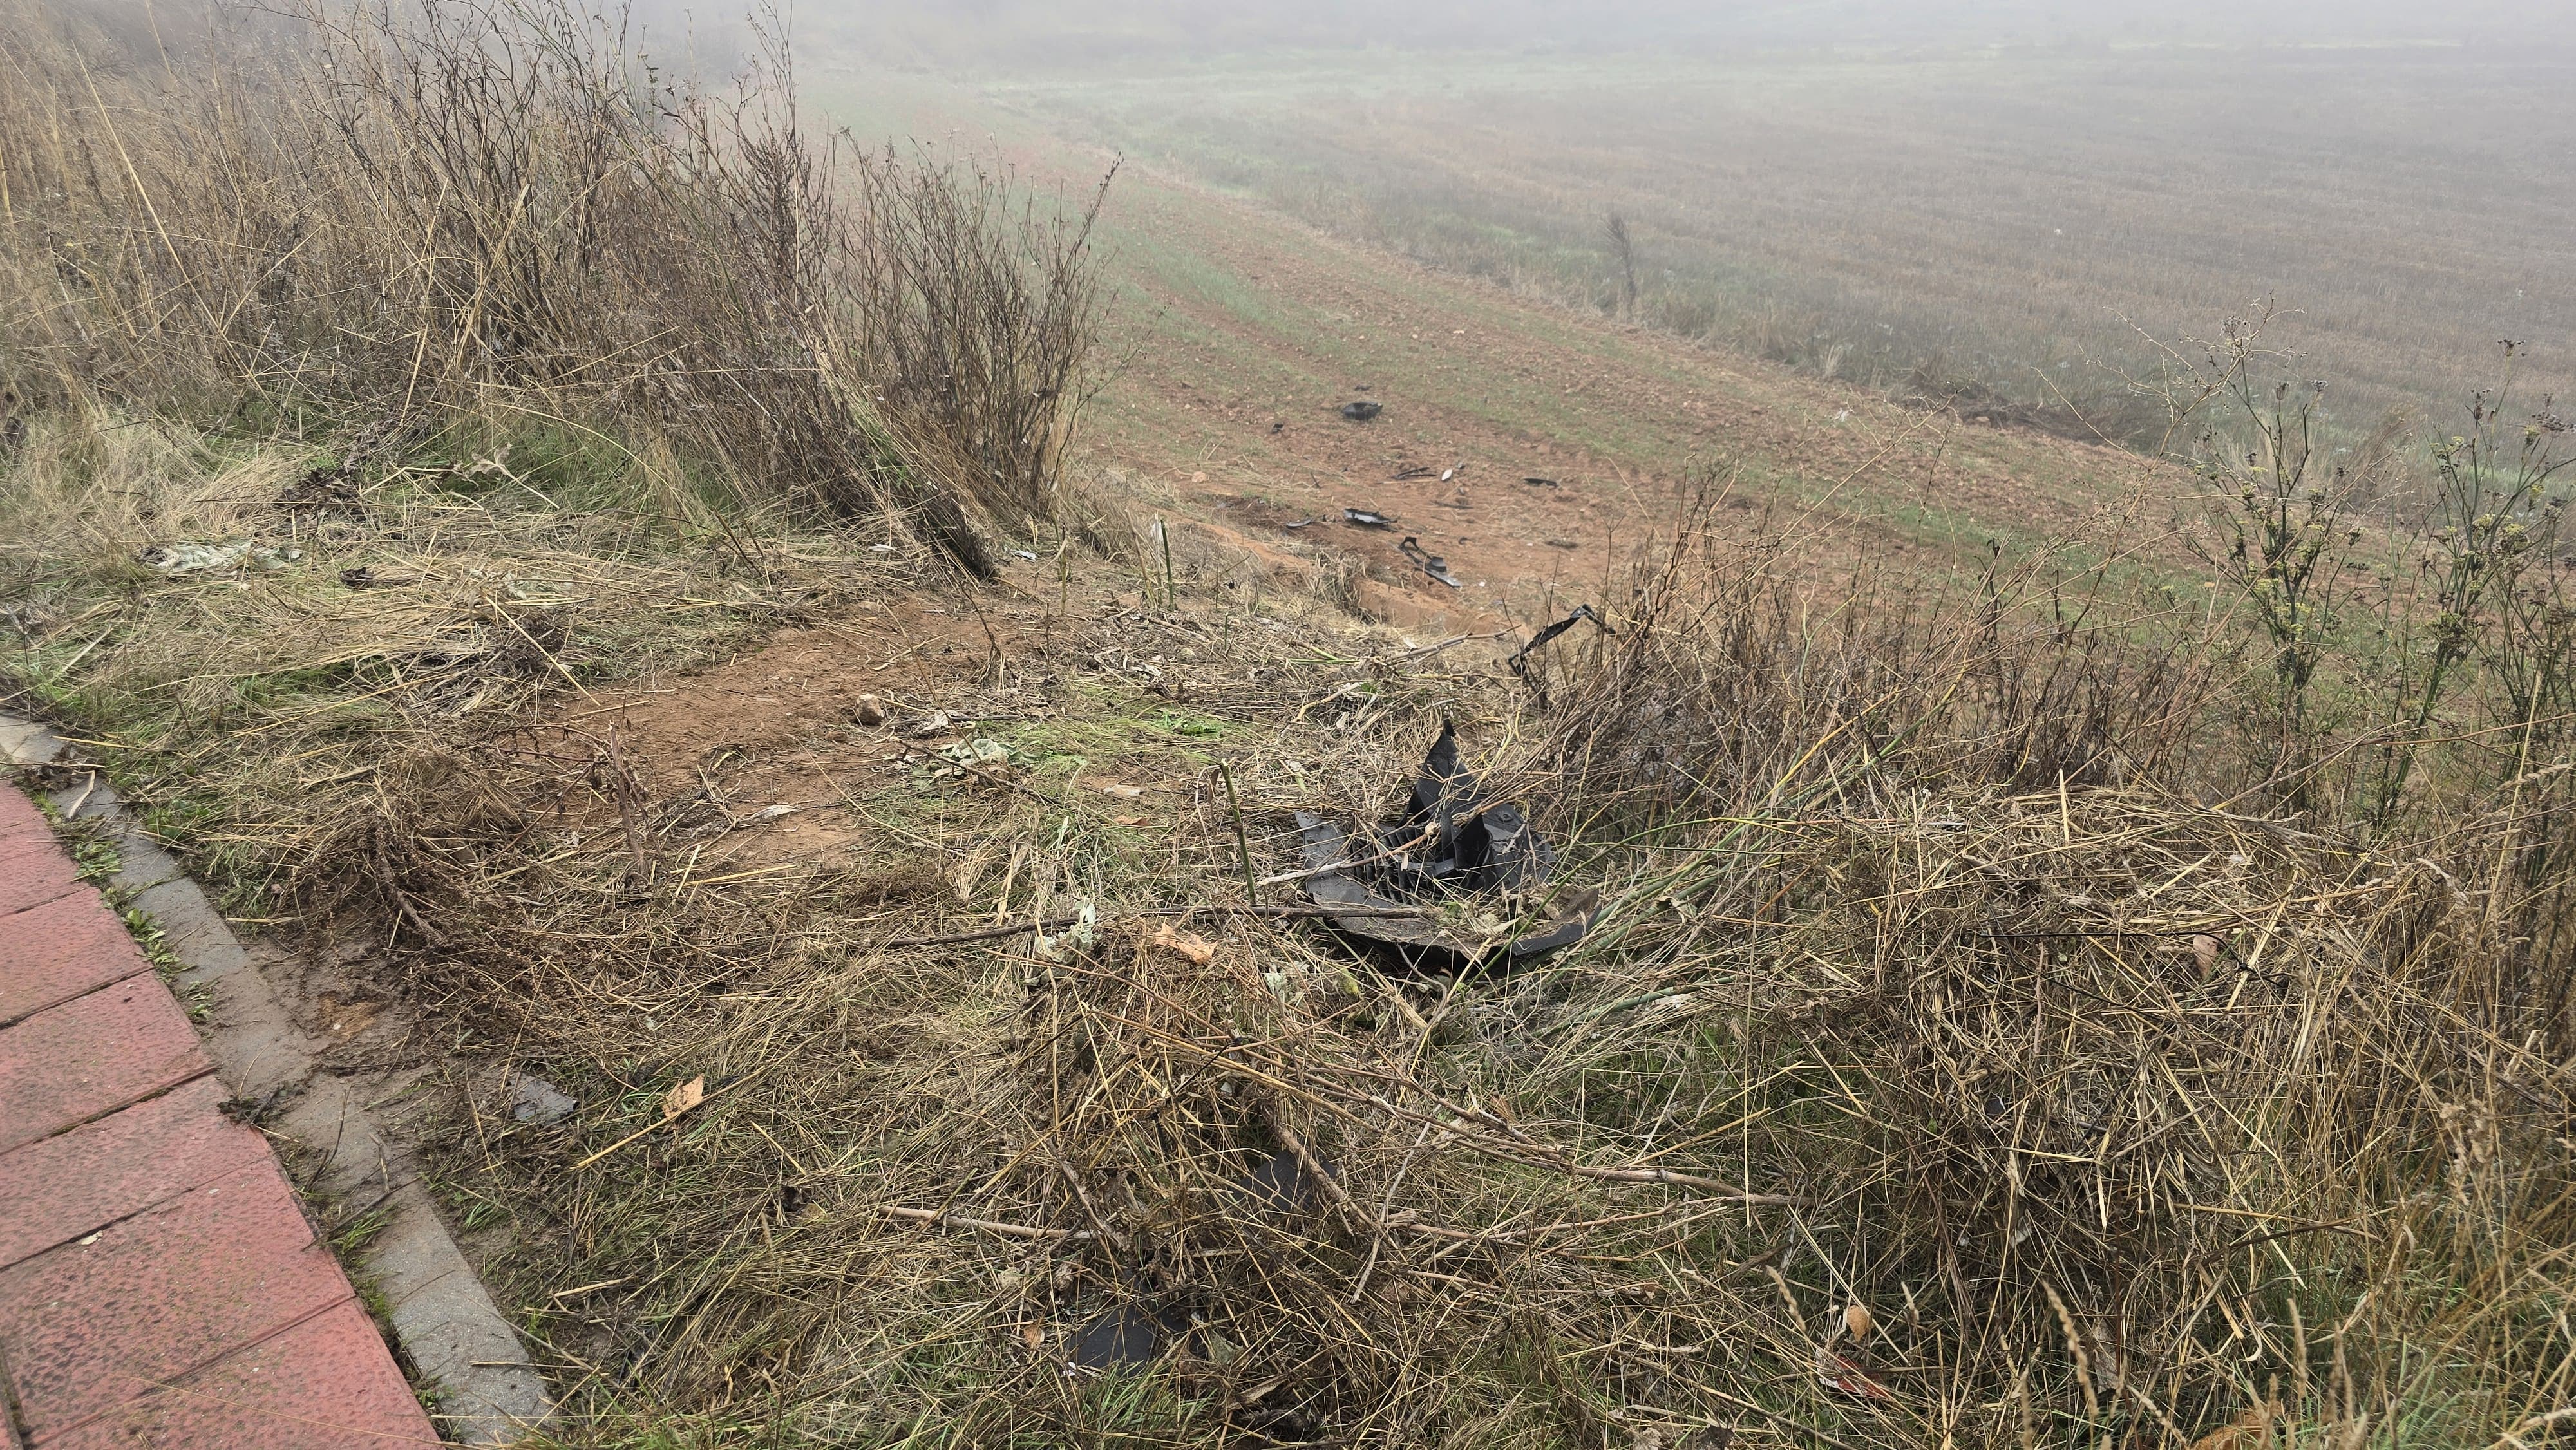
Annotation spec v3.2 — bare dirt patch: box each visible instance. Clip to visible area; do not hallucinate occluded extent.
[511,600,1038,877]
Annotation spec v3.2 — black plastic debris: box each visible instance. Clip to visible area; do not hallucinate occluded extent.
[1508,604,1611,679]
[1234,1148,1333,1217]
[1282,516,1317,529]
[1340,400,1383,422]
[1398,536,1464,588]
[1296,722,1591,966]
[1072,1302,1170,1369]
[1343,507,1397,529]
[1522,476,1560,487]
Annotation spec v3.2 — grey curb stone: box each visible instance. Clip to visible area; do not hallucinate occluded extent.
[4,711,553,1444]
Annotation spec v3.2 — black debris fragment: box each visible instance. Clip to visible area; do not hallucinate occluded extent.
[1523,476,1560,487]
[1398,536,1464,588]
[1508,604,1611,679]
[1390,465,1435,482]
[508,1073,578,1125]
[1296,722,1591,967]
[1343,507,1397,529]
[1340,400,1383,422]
[1072,1301,1174,1369]
[1234,1149,1331,1216]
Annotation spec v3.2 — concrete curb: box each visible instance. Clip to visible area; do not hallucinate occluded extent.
[3,713,553,1446]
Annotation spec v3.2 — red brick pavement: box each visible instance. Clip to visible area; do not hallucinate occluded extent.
[0,785,440,1447]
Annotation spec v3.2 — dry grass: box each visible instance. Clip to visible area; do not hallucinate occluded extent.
[82,484,2547,1448]
[9,391,2576,1445]
[8,11,2576,1445]
[0,0,1110,570]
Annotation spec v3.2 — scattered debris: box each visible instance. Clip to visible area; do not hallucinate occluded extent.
[1282,516,1317,529]
[940,737,1013,770]
[337,565,416,588]
[142,541,304,574]
[1032,901,1099,962]
[1816,1341,1889,1400]
[1343,508,1397,529]
[1523,476,1560,487]
[1235,1148,1331,1216]
[508,1074,578,1126]
[1390,466,1435,482]
[1439,467,1455,482]
[1817,1302,1890,1399]
[1295,722,1591,966]
[1072,1302,1175,1369]
[1508,605,1611,678]
[1397,536,1464,588]
[1011,549,1039,561]
[1340,400,1383,422]
[1546,538,1580,549]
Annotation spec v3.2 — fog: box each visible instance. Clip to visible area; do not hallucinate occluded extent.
[806,0,2568,71]
[775,0,2573,443]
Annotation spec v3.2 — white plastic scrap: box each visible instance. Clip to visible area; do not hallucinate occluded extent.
[942,737,1013,768]
[1032,901,1098,962]
[142,541,304,575]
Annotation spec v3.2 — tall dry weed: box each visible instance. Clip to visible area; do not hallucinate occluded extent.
[0,0,1108,570]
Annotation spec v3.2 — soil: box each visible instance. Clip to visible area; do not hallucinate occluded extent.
[519,600,1041,876]
[1067,155,2184,632]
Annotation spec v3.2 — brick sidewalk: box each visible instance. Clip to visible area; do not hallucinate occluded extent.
[0,784,441,1448]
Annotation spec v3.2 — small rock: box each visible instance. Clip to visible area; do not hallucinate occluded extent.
[853,693,887,726]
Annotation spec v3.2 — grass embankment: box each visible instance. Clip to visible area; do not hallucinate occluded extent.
[7,5,2576,1448]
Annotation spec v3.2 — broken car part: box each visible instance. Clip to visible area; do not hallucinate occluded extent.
[1296,722,1590,966]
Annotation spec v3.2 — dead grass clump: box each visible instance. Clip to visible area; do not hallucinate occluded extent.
[0,0,1110,570]
[1506,500,2576,1444]
[0,411,935,909]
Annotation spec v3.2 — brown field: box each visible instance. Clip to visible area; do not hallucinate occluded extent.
[974,41,2576,449]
